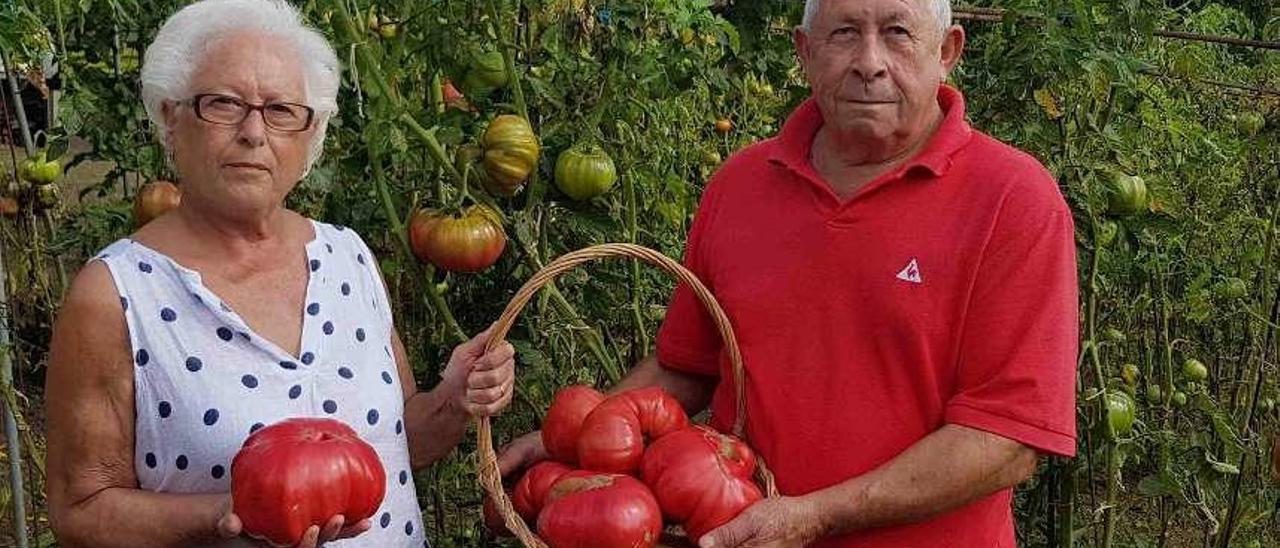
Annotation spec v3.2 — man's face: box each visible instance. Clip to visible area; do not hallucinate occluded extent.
[796,0,963,146]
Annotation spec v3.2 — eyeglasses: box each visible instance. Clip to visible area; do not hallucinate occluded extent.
[186,93,316,132]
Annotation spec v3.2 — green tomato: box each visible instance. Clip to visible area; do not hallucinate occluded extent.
[35,183,61,209]
[1182,358,1209,382]
[1121,363,1141,387]
[463,51,508,95]
[1237,112,1265,136]
[554,144,618,201]
[1106,391,1136,437]
[1097,220,1119,248]
[1146,384,1163,404]
[1104,327,1126,343]
[1172,391,1188,407]
[1107,173,1149,217]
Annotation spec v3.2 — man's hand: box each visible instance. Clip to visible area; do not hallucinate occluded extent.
[216,495,372,547]
[496,430,550,478]
[443,325,517,418]
[699,496,828,548]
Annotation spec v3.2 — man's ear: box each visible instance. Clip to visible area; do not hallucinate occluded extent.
[794,26,814,81]
[939,24,966,78]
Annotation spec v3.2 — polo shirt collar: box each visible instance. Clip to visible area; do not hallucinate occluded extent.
[770,84,974,179]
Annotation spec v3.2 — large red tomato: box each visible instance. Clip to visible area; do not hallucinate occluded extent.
[511,461,573,524]
[541,385,605,464]
[537,471,662,548]
[576,387,689,474]
[640,425,763,542]
[231,418,386,546]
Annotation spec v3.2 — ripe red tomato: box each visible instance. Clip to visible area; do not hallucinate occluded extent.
[640,425,763,542]
[576,386,689,474]
[133,180,182,228]
[407,205,506,273]
[511,461,573,524]
[537,471,662,548]
[231,418,386,546]
[541,385,605,464]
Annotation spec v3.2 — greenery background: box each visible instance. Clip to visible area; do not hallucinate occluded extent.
[0,0,1276,546]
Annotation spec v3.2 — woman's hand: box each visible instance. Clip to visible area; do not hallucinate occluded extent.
[216,495,373,547]
[444,324,517,418]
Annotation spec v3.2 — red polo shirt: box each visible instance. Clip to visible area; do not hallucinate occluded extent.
[655,85,1078,547]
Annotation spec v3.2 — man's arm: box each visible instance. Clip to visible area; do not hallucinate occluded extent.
[700,424,1040,547]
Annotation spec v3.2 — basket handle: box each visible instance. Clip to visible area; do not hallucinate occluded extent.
[476,243,776,547]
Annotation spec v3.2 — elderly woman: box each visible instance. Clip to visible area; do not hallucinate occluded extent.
[43,1,515,546]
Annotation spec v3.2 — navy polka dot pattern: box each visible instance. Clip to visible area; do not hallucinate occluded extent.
[96,224,423,545]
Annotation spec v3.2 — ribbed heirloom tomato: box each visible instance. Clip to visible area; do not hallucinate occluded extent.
[576,386,689,474]
[512,461,574,523]
[481,115,540,195]
[640,425,764,543]
[537,471,662,548]
[554,144,617,201]
[541,385,605,464]
[231,418,385,547]
[1108,173,1148,217]
[407,206,506,273]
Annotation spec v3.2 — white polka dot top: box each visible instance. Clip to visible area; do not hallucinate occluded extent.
[93,220,428,547]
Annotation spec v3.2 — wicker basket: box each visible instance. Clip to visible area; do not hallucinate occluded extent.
[476,243,779,547]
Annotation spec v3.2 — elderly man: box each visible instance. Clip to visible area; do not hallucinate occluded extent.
[499,0,1080,546]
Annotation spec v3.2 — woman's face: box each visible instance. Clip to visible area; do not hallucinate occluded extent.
[163,32,317,221]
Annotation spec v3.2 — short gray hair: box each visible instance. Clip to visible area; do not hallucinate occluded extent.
[802,0,952,31]
[141,0,340,175]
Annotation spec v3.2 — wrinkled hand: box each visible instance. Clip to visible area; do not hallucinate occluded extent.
[699,496,828,548]
[496,430,549,478]
[216,496,372,547]
[445,324,517,418]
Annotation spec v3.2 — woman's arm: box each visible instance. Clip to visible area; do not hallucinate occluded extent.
[44,262,230,547]
[394,326,515,471]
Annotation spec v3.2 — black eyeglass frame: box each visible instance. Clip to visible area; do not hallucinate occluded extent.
[183,93,317,133]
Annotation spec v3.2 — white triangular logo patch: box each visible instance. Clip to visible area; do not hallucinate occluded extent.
[896,258,923,284]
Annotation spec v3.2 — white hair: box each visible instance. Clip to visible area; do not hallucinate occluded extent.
[141,0,340,176]
[802,0,953,31]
